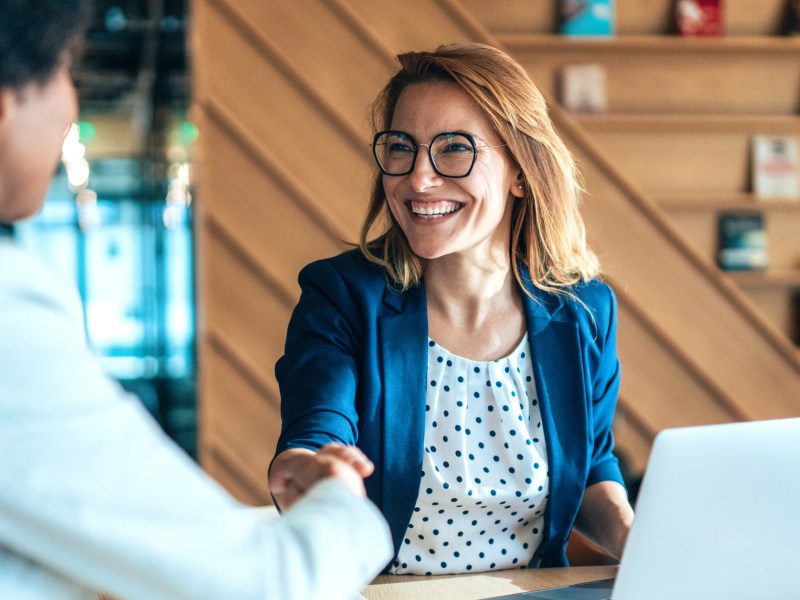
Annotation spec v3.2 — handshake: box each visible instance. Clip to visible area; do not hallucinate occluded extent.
[269,444,375,509]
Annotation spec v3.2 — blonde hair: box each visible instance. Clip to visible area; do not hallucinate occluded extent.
[359,42,600,295]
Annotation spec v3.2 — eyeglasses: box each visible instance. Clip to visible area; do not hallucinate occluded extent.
[371,130,506,178]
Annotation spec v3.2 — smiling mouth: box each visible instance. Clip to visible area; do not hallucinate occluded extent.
[410,201,463,219]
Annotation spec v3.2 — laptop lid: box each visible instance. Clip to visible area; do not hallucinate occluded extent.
[612,417,800,600]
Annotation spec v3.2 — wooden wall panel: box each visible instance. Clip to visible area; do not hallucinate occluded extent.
[616,306,739,430]
[739,287,797,339]
[344,0,477,52]
[201,1,373,235]
[577,124,800,195]
[574,156,800,416]
[199,114,347,295]
[202,342,281,503]
[231,0,396,124]
[201,226,292,388]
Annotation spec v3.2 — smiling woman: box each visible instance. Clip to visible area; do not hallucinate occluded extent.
[270,42,634,576]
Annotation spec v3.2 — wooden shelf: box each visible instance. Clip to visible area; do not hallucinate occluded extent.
[499,34,800,53]
[498,24,800,341]
[657,194,800,211]
[726,269,800,288]
[572,114,800,133]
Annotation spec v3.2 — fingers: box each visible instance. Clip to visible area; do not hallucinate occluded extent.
[316,443,375,478]
[268,445,371,510]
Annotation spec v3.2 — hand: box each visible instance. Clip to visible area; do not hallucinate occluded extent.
[269,444,375,510]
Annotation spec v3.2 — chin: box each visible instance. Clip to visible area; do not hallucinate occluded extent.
[408,243,449,261]
[1,199,46,224]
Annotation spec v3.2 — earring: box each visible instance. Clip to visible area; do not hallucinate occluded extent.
[518,185,524,190]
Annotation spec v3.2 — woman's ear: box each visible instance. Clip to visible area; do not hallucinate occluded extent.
[511,172,526,199]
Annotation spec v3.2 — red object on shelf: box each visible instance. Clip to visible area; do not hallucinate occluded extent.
[676,0,723,36]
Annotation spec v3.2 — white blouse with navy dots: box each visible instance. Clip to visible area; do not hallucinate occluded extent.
[392,333,549,575]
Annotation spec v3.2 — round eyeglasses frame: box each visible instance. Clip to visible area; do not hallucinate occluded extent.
[371,130,507,179]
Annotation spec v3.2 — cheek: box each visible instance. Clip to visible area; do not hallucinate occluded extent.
[382,178,403,215]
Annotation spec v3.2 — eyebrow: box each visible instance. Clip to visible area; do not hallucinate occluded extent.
[391,129,492,144]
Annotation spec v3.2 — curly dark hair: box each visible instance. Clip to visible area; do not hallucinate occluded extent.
[0,0,93,90]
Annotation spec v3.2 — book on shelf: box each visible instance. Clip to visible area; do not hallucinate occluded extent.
[717,212,768,271]
[751,136,800,199]
[558,64,607,114]
[784,0,800,35]
[675,0,723,36]
[559,0,614,37]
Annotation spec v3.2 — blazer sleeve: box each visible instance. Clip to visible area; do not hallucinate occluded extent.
[585,282,625,488]
[275,259,366,454]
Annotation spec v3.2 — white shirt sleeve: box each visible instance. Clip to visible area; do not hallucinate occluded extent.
[0,241,392,600]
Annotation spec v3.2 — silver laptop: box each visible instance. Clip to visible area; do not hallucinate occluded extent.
[488,417,800,600]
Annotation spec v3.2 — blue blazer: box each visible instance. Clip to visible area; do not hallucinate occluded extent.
[275,250,624,568]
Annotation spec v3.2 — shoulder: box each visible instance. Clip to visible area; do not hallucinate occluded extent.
[561,280,618,354]
[525,278,617,346]
[560,279,617,335]
[298,249,390,300]
[0,241,121,413]
[524,277,616,322]
[0,241,82,321]
[564,279,616,316]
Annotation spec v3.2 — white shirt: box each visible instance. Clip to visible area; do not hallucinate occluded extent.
[0,238,392,600]
[392,335,549,574]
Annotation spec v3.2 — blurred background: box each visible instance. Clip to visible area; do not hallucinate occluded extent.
[15,0,196,454]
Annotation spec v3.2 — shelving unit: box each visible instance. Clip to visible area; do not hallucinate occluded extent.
[481,11,800,345]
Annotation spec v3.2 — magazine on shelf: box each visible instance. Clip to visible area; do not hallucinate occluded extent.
[559,0,614,37]
[675,0,723,36]
[751,135,800,199]
[558,64,607,113]
[717,212,768,271]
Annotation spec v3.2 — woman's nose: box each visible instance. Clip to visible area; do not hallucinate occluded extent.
[408,144,442,192]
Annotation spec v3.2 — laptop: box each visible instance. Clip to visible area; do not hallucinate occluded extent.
[487,417,800,600]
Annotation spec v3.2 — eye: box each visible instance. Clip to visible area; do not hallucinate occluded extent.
[433,133,475,158]
[388,141,414,154]
[441,142,473,154]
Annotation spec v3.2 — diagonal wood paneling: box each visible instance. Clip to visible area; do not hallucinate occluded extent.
[193,0,800,504]
[200,0,373,236]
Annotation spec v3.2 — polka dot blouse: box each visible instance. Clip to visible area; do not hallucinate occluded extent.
[391,333,549,575]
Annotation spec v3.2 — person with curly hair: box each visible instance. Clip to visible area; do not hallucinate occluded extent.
[0,1,392,598]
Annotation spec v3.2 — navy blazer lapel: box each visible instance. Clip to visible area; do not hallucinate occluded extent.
[378,282,428,551]
[522,291,590,564]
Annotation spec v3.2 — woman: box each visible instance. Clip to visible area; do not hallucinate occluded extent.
[269,42,633,574]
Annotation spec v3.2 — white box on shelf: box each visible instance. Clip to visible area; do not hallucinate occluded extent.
[558,64,607,114]
[752,135,799,199]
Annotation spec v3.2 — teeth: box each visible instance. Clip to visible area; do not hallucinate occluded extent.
[411,202,462,217]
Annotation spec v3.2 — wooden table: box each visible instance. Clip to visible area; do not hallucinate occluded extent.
[363,565,617,599]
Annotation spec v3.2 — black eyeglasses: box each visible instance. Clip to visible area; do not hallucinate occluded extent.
[371,130,506,178]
